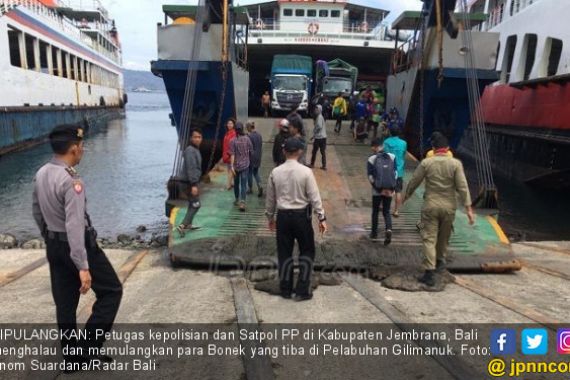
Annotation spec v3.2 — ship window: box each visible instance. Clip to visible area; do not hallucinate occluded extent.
[39,41,49,74]
[69,55,76,80]
[25,34,37,71]
[61,52,68,78]
[547,38,563,77]
[307,9,316,17]
[319,9,329,17]
[7,27,22,68]
[331,10,341,18]
[51,47,59,76]
[503,35,517,83]
[295,9,305,17]
[523,34,537,81]
[283,9,292,17]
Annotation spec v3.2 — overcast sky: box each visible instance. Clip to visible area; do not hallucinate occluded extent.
[99,0,422,71]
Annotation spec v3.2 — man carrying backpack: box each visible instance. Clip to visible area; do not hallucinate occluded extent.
[367,138,398,245]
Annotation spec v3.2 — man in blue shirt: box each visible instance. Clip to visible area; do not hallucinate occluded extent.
[383,125,408,217]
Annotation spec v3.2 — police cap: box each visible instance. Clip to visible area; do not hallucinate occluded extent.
[49,123,84,143]
[283,137,304,153]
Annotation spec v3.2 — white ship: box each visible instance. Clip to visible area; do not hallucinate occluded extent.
[0,0,125,155]
[465,0,570,188]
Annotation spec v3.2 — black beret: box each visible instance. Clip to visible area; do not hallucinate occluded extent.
[283,137,304,152]
[49,124,84,142]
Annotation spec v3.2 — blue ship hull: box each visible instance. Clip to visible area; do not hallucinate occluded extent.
[151,60,248,168]
[0,106,125,156]
[403,68,498,157]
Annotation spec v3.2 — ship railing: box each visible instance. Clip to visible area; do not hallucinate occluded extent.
[58,0,110,19]
[248,19,385,41]
[391,36,421,74]
[482,0,540,30]
[2,0,120,64]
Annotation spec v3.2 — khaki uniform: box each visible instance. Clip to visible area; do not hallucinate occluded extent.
[404,155,471,270]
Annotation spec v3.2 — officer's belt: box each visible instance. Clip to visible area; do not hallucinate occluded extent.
[47,231,68,242]
[277,207,309,215]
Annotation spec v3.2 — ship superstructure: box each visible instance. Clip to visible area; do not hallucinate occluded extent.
[0,0,125,155]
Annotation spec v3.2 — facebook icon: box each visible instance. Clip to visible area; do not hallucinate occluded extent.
[491,329,516,355]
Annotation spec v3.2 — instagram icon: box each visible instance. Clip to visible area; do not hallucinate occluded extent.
[557,329,570,354]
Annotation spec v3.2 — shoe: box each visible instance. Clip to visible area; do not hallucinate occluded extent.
[369,232,379,241]
[384,230,392,246]
[320,167,327,171]
[239,202,246,212]
[435,259,447,273]
[308,164,315,168]
[280,292,292,299]
[233,200,239,206]
[392,210,400,218]
[258,187,263,197]
[419,270,436,287]
[294,293,313,302]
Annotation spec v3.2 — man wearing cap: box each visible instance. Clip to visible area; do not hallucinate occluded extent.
[383,125,408,217]
[403,132,475,287]
[272,119,290,166]
[265,138,327,301]
[32,124,122,366]
[230,122,254,212]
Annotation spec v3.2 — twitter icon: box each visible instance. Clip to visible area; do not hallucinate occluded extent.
[522,329,548,355]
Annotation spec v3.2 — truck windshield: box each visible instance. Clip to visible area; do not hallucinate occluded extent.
[273,76,307,91]
[323,78,352,94]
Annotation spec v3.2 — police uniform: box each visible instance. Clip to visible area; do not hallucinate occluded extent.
[265,138,326,299]
[32,124,122,358]
[404,151,471,272]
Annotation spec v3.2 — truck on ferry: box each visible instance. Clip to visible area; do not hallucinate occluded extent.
[269,54,312,115]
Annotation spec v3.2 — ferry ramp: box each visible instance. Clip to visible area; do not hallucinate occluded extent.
[168,117,518,273]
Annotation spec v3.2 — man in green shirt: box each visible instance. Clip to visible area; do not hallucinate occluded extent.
[403,132,475,286]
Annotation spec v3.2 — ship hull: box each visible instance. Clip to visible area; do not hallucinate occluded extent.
[458,81,570,189]
[0,106,124,156]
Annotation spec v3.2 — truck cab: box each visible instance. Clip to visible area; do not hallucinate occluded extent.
[270,55,312,114]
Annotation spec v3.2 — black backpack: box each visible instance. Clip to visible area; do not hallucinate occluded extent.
[373,153,397,190]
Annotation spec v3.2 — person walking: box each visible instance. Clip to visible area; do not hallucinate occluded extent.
[288,117,307,165]
[332,92,347,134]
[261,91,271,118]
[246,121,263,197]
[367,138,398,245]
[176,129,204,235]
[383,126,408,217]
[265,138,327,301]
[222,118,237,190]
[32,124,122,368]
[404,132,475,287]
[309,104,327,170]
[272,119,290,166]
[230,122,253,212]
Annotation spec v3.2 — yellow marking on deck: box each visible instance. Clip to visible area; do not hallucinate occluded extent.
[170,207,180,226]
[486,215,510,244]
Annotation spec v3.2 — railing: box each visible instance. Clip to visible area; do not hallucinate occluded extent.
[1,0,120,64]
[484,0,540,30]
[248,19,386,41]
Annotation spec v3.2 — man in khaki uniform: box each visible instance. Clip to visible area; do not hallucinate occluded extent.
[403,132,475,286]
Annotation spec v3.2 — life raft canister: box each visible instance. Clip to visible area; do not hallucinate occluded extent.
[308,22,319,35]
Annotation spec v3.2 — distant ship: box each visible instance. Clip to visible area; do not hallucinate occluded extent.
[464,0,570,189]
[0,0,125,156]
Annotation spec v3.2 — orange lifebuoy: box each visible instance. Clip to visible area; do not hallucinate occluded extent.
[308,22,319,35]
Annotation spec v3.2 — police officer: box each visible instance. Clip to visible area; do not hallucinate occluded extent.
[265,138,327,301]
[32,124,122,364]
[403,132,475,286]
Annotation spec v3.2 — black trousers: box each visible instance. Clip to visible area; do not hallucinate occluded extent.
[276,210,315,296]
[310,138,327,168]
[371,195,393,235]
[46,236,122,357]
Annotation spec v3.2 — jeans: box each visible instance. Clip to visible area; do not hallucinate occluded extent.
[310,138,327,168]
[371,195,393,235]
[234,169,248,202]
[248,166,262,191]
